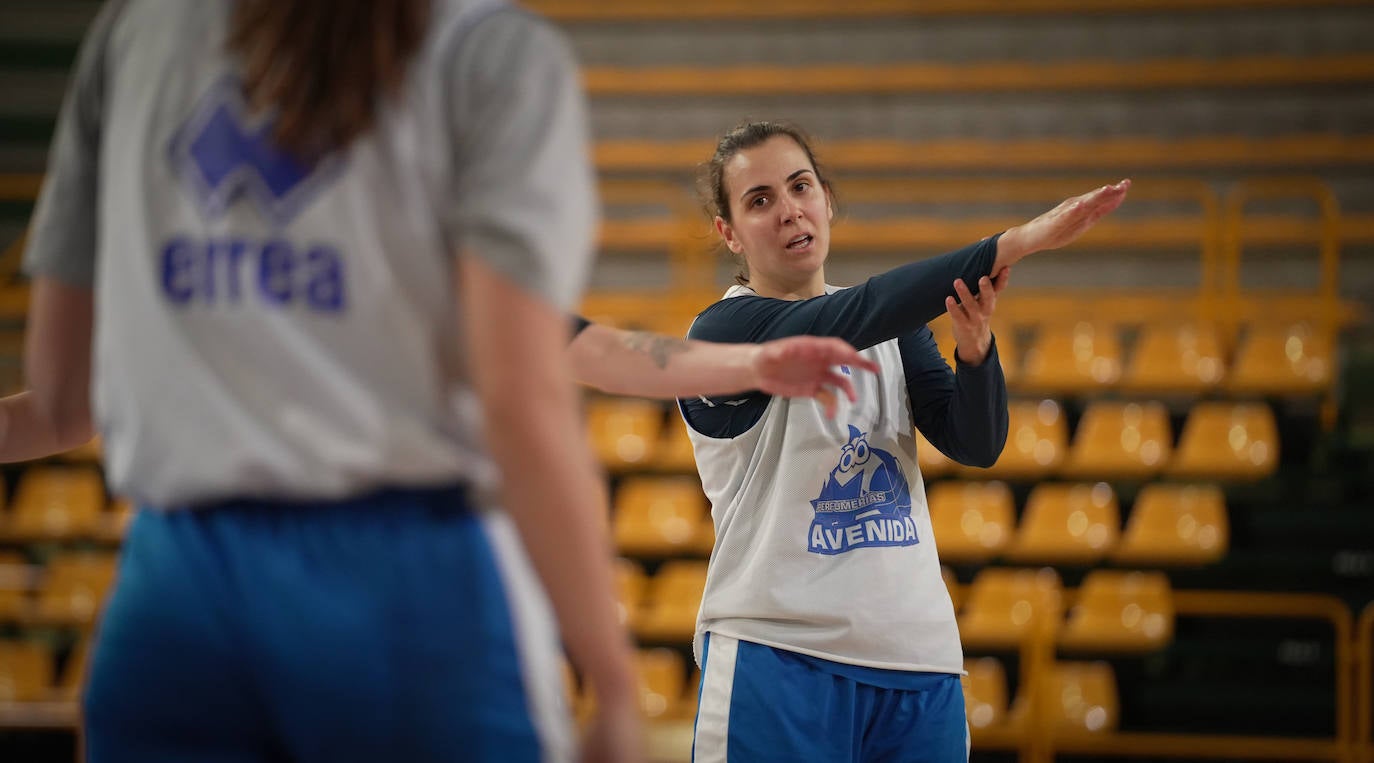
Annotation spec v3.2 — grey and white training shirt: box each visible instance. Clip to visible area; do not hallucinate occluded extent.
[24,0,596,507]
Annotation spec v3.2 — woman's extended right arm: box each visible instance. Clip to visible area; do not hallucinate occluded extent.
[691,180,1130,351]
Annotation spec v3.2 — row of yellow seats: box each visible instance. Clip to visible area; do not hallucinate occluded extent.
[593,397,1280,482]
[0,466,130,542]
[0,638,87,704]
[927,319,1332,397]
[565,648,701,725]
[964,657,1120,739]
[561,648,1120,742]
[954,567,1174,654]
[929,400,1277,482]
[0,552,118,627]
[932,481,1227,567]
[617,560,1173,654]
[612,474,1227,566]
[615,559,706,644]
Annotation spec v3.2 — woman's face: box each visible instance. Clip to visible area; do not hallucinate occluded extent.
[715,136,833,292]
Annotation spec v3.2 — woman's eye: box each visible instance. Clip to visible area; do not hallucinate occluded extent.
[751,196,768,208]
[794,182,810,193]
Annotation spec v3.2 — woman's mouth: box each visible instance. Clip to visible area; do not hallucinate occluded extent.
[786,234,814,251]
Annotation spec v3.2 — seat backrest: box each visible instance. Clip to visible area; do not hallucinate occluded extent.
[613,477,708,554]
[1171,402,1279,479]
[1022,322,1123,394]
[586,398,664,469]
[974,400,1067,479]
[647,560,709,607]
[1069,569,1175,645]
[1122,323,1225,393]
[1064,401,1172,478]
[1118,484,1228,563]
[927,481,1015,561]
[0,640,53,702]
[962,657,1009,729]
[11,466,104,534]
[1042,661,1120,734]
[614,558,648,625]
[637,648,686,719]
[963,567,1064,631]
[1012,483,1120,562]
[1228,322,1333,394]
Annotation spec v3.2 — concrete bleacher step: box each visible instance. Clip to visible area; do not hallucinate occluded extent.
[589,89,1374,143]
[561,7,1374,66]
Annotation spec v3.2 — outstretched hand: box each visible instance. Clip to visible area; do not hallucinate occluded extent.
[750,336,880,418]
[997,179,1131,266]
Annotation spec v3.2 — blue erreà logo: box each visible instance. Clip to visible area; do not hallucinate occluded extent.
[808,425,917,555]
[160,77,348,313]
[168,77,341,226]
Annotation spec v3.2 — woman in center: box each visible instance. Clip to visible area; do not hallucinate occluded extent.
[680,121,1129,762]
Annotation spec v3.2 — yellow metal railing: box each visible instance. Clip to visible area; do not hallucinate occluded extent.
[952,580,1360,763]
[1358,603,1374,763]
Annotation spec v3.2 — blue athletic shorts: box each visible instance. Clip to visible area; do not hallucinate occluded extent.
[692,633,968,762]
[83,486,571,763]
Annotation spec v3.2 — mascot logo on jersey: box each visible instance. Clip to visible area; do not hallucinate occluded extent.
[808,425,917,555]
[168,77,342,227]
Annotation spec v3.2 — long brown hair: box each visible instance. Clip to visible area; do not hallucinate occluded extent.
[227,0,431,158]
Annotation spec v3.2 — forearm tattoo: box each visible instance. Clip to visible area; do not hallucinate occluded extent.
[621,331,691,370]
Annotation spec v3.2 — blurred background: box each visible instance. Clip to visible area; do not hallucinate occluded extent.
[0,1,1372,761]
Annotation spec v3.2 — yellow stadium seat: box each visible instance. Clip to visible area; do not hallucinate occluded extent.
[1060,402,1172,480]
[967,400,1067,479]
[941,565,962,612]
[1059,570,1174,653]
[636,648,686,720]
[927,481,1015,563]
[957,567,1063,650]
[587,398,663,470]
[991,328,1020,389]
[653,417,698,472]
[1004,483,1120,565]
[634,560,707,642]
[33,553,119,626]
[1227,322,1333,396]
[4,466,104,541]
[0,640,54,702]
[1037,661,1120,736]
[614,558,648,628]
[1113,484,1228,566]
[57,436,103,464]
[915,427,954,478]
[1021,323,1122,394]
[962,657,1011,731]
[928,316,956,368]
[613,477,710,557]
[1167,402,1279,481]
[99,497,136,542]
[60,638,91,700]
[0,552,29,622]
[1120,323,1225,394]
[677,668,702,721]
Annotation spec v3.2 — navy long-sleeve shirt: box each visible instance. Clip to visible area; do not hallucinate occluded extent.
[681,235,1009,467]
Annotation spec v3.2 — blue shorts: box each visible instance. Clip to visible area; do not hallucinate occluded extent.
[83,486,571,763]
[692,633,968,762]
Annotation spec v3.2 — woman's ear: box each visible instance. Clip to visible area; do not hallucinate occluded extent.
[715,216,744,255]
